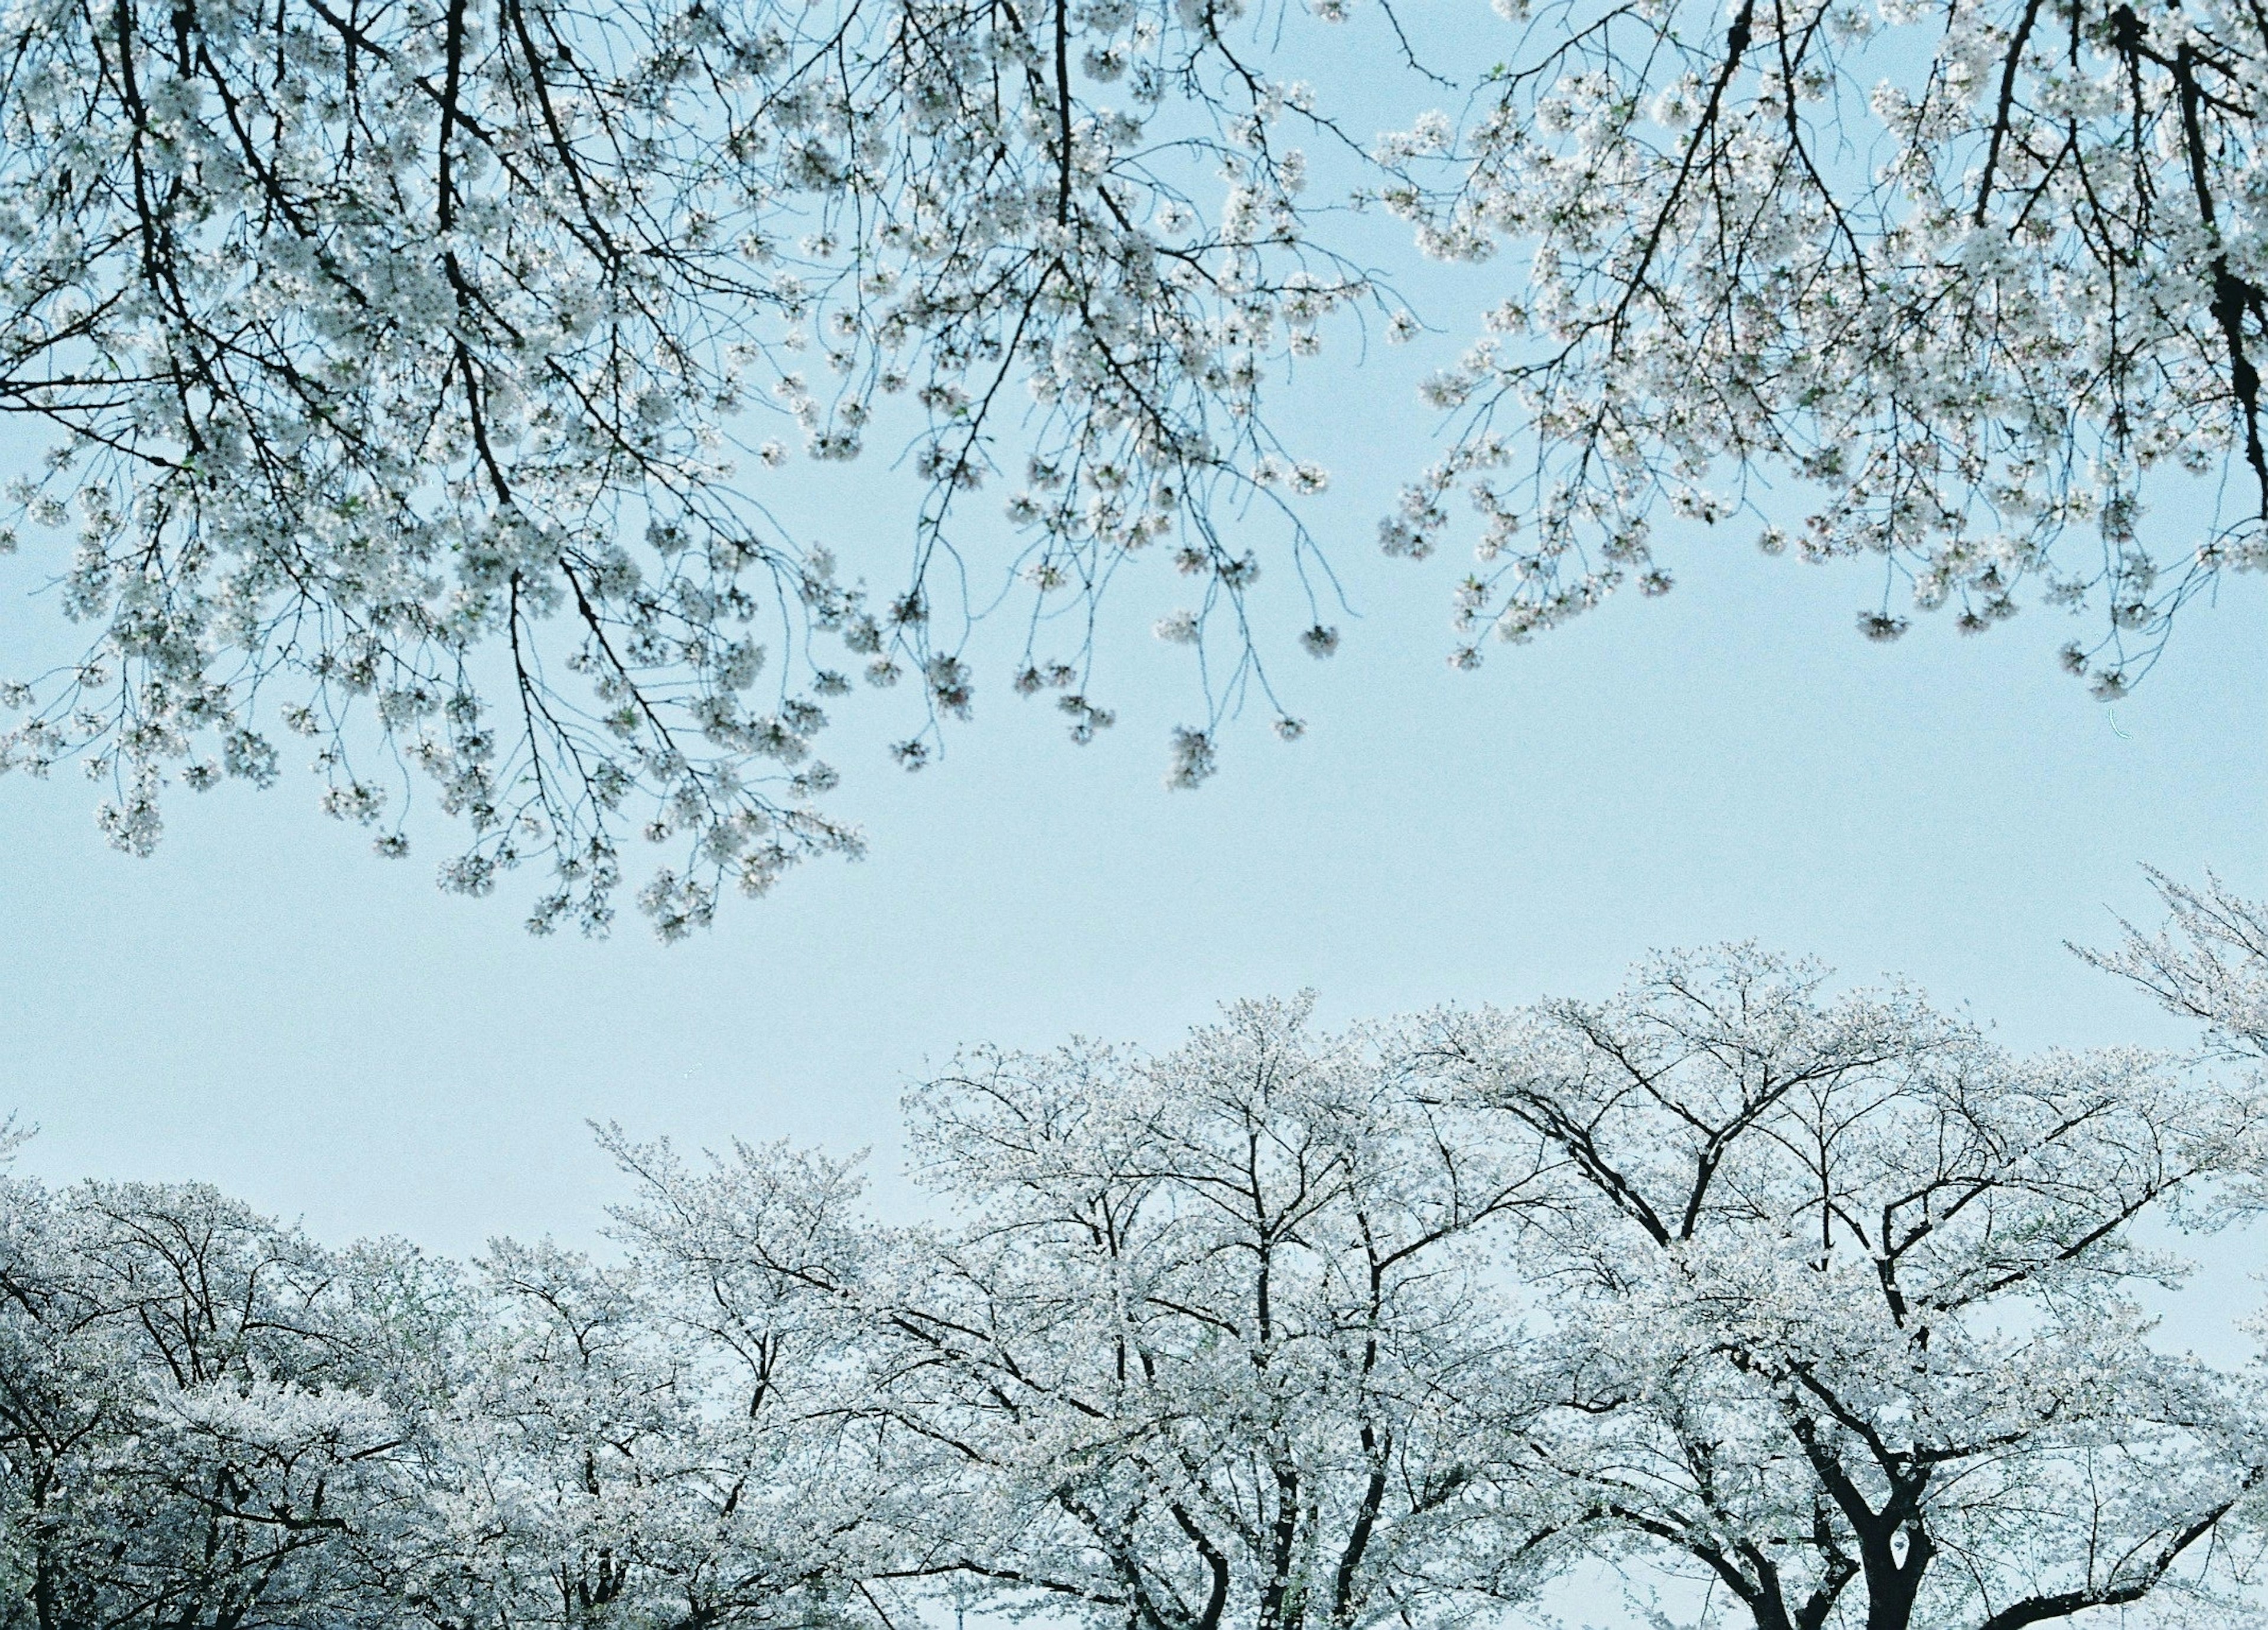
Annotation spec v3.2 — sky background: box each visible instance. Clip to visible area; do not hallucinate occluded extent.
[2,0,2264,1273]
[6,479,2263,1262]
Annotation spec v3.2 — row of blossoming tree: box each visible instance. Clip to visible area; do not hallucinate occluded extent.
[11,876,2268,1630]
[1,0,2262,932]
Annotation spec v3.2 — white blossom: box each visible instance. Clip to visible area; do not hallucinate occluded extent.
[0,0,1380,931]
[1373,0,2268,699]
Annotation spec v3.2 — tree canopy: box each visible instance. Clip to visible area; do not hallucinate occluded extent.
[11,908,2268,1629]
[0,0,2262,930]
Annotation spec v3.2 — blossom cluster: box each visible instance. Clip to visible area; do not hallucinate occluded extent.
[0,0,1374,930]
[1373,0,2267,685]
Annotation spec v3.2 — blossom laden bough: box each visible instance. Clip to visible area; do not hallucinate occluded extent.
[1374,0,2268,685]
[0,0,1393,933]
[5,0,2266,935]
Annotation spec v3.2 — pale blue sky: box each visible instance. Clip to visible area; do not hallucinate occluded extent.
[1,0,2263,1255]
[5,462,2263,1257]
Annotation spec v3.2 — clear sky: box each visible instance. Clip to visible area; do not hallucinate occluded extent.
[5,426,2263,1261]
[2,0,2264,1260]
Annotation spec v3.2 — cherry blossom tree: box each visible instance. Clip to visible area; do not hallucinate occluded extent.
[1407,946,2268,1630]
[602,996,1585,1630]
[0,1151,929,1630]
[369,1235,914,1630]
[0,1172,418,1630]
[12,941,2268,1628]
